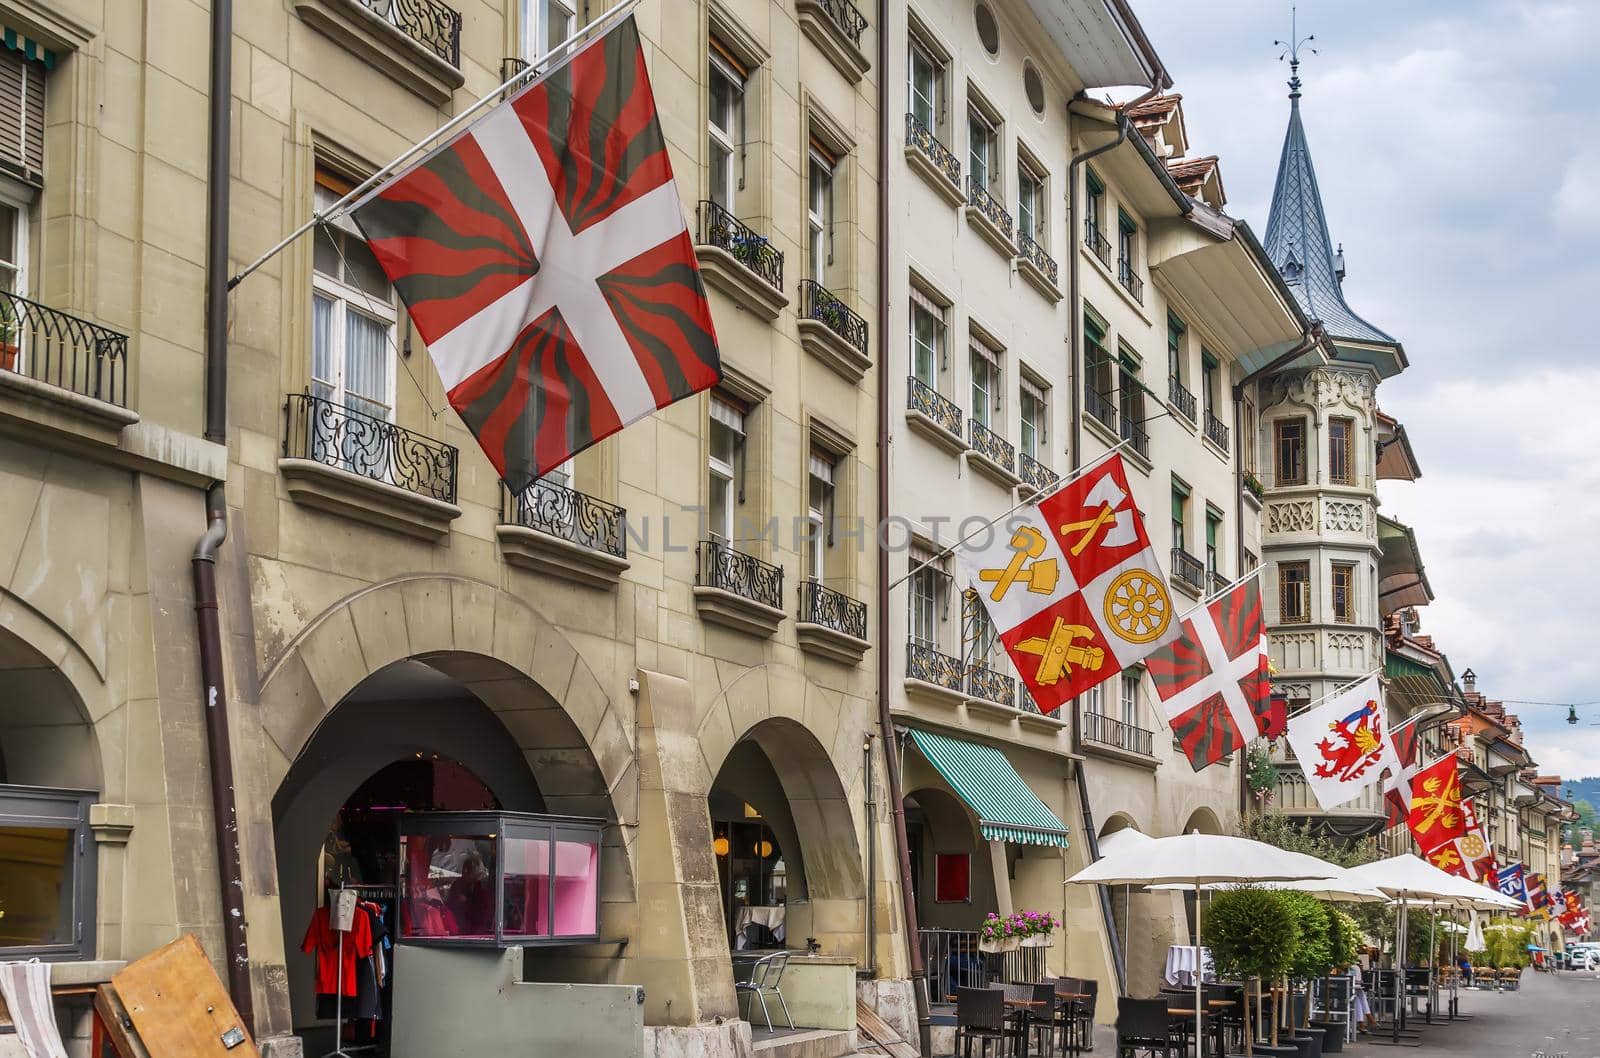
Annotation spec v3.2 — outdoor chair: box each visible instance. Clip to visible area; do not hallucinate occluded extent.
[1073,978,1099,1053]
[1019,982,1057,1058]
[1206,982,1246,1053]
[956,986,1014,1057]
[1115,997,1173,1058]
[1053,976,1086,1054]
[734,950,794,1032]
[1313,976,1352,1044]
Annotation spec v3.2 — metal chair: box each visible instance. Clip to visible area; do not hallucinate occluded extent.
[1052,976,1084,1054]
[1024,982,1058,1058]
[1074,978,1099,1052]
[956,986,1014,1057]
[1115,997,1173,1058]
[734,950,794,1032]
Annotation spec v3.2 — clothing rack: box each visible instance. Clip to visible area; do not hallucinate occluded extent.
[321,887,379,1058]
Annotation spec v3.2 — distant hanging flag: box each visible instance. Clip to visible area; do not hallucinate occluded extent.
[1382,722,1420,829]
[956,454,1178,714]
[1496,862,1530,909]
[353,16,721,491]
[1406,754,1468,853]
[1282,675,1398,809]
[1144,577,1273,770]
[1525,872,1550,917]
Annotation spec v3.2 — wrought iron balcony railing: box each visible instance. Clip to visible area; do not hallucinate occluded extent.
[283,391,458,502]
[1119,413,1149,461]
[907,640,963,692]
[1080,709,1154,756]
[0,291,130,406]
[968,418,1014,472]
[799,280,868,356]
[905,113,960,188]
[966,176,1014,242]
[1170,546,1207,595]
[499,479,626,558]
[697,539,783,610]
[1018,689,1044,715]
[696,200,784,292]
[1204,410,1230,451]
[1016,231,1058,286]
[1168,377,1196,422]
[1085,387,1117,431]
[1208,572,1230,596]
[1118,258,1144,304]
[1019,452,1057,492]
[965,662,1015,708]
[799,580,867,640]
[357,0,461,67]
[1084,220,1111,266]
[809,0,868,45]
[907,375,964,439]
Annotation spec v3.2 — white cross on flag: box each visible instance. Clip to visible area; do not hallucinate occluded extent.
[352,17,721,492]
[1283,675,1401,810]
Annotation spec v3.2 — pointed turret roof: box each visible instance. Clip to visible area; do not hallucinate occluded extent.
[1263,64,1398,349]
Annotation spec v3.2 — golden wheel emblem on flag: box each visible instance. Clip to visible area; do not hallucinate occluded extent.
[1103,569,1172,644]
[1459,833,1487,859]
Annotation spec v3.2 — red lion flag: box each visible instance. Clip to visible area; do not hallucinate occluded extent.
[956,454,1178,714]
[1146,578,1272,770]
[1282,675,1399,805]
[353,17,720,491]
[1407,754,1469,854]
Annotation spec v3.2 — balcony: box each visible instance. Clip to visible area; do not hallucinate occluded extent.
[797,280,871,382]
[1015,231,1061,300]
[1117,258,1145,304]
[965,175,1015,257]
[905,113,963,206]
[280,391,462,539]
[694,200,787,320]
[293,0,464,105]
[905,640,965,706]
[1170,547,1206,596]
[965,661,1016,711]
[497,479,629,589]
[796,580,870,664]
[1084,220,1111,267]
[967,417,1018,487]
[0,291,138,446]
[797,0,870,83]
[1208,571,1230,597]
[694,540,785,637]
[1168,377,1196,423]
[906,375,966,454]
[1119,413,1149,462]
[1273,764,1386,825]
[1204,410,1230,452]
[1085,387,1117,432]
[1080,708,1155,759]
[1019,452,1057,496]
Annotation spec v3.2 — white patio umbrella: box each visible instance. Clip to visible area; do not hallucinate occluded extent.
[1097,828,1155,980]
[1067,833,1342,1054]
[1151,863,1391,903]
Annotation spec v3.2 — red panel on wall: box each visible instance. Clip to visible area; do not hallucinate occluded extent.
[935,852,971,902]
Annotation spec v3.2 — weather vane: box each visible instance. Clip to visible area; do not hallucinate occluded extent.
[1274,4,1317,96]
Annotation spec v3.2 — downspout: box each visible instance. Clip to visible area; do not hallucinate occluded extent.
[861,735,876,978]
[198,0,252,1026]
[876,2,933,1053]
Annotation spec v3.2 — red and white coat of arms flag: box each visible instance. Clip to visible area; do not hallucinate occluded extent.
[352,17,721,492]
[955,454,1178,714]
[1424,799,1495,880]
[1282,675,1401,810]
[1145,577,1275,770]
[1405,753,1470,857]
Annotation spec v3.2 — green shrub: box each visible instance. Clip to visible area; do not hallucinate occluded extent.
[1207,886,1300,983]
[1281,892,1333,978]
[1329,908,1360,971]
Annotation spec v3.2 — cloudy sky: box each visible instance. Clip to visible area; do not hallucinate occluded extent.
[1130,1,1600,778]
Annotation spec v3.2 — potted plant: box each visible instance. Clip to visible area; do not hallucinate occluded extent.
[1242,469,1266,501]
[978,909,1060,953]
[0,301,17,372]
[1207,886,1300,1056]
[1278,891,1332,1045]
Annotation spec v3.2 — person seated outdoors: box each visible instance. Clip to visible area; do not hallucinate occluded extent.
[1348,962,1377,1034]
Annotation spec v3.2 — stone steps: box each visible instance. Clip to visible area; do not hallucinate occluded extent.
[752,1027,859,1058]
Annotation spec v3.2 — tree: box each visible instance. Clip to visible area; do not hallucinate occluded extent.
[1208,887,1299,1054]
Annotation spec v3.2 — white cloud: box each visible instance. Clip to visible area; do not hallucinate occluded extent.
[1555,149,1600,234]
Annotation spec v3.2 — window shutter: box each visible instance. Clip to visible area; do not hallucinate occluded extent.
[0,49,43,183]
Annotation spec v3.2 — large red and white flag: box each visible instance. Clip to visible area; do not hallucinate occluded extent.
[956,454,1178,713]
[1382,721,1420,828]
[1282,675,1400,809]
[1423,799,1495,880]
[1144,578,1274,770]
[353,17,721,491]
[1406,753,1470,854]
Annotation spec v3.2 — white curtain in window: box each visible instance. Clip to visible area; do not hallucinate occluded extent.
[344,309,389,419]
[311,293,336,400]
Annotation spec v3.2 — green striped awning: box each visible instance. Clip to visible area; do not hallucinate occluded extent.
[1,27,55,69]
[907,728,1069,848]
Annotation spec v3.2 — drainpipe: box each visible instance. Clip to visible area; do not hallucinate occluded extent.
[197,0,252,1026]
[876,1,933,1052]
[861,735,877,978]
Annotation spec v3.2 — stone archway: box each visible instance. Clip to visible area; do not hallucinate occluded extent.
[0,591,106,793]
[1181,807,1225,836]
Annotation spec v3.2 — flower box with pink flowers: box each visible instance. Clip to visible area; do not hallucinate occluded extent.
[978,910,1060,953]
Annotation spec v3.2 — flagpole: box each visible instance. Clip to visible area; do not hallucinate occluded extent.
[227,0,646,290]
[885,438,1131,592]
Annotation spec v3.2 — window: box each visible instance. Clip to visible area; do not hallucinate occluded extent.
[1117,210,1137,271]
[1017,157,1045,243]
[708,393,746,543]
[1118,353,1144,449]
[1019,377,1047,461]
[908,544,948,649]
[312,178,396,423]
[522,0,575,60]
[805,450,835,582]
[1085,168,1105,241]
[1167,314,1185,386]
[1084,311,1115,408]
[967,104,997,191]
[708,46,746,211]
[1201,350,1219,422]
[1120,671,1140,729]
[1206,508,1222,577]
[1329,416,1355,485]
[1242,394,1259,475]
[910,286,945,388]
[969,337,1001,429]
[807,149,834,285]
[1274,418,1307,485]
[908,36,944,134]
[964,590,998,667]
[0,48,45,185]
[0,787,95,960]
[1171,479,1189,551]
[1085,681,1105,715]
[1278,561,1310,624]
[1332,562,1356,624]
[1244,549,1259,573]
